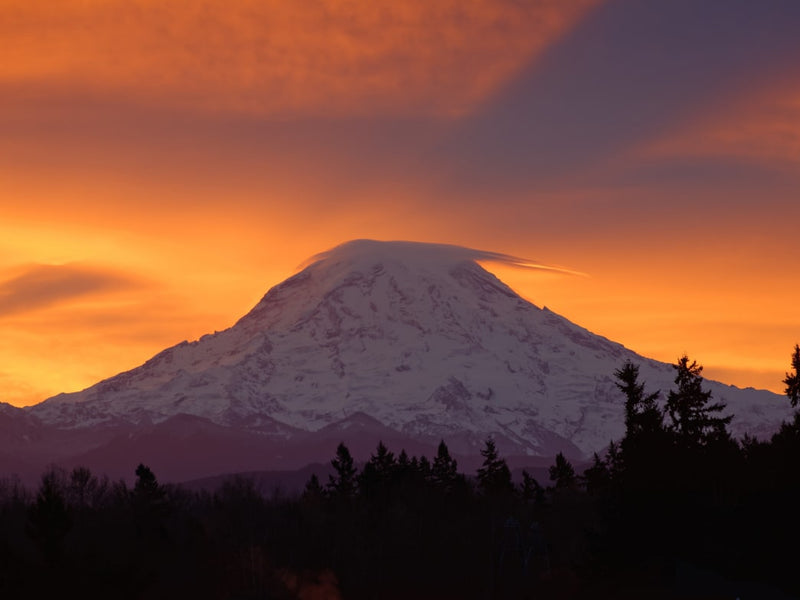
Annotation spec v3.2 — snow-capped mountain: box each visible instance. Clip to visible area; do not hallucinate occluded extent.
[25,239,789,475]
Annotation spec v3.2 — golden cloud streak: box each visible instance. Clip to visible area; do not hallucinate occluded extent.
[641,82,800,166]
[1,0,600,117]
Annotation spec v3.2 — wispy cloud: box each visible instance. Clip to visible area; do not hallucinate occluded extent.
[640,84,800,169]
[0,263,146,318]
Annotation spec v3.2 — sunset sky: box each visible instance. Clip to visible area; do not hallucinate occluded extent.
[2,0,799,407]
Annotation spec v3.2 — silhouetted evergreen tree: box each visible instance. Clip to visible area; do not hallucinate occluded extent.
[666,355,733,448]
[370,441,395,474]
[477,438,513,496]
[548,452,577,490]
[416,455,432,481]
[327,442,357,499]
[613,361,670,498]
[397,449,411,470]
[784,343,800,409]
[760,344,800,494]
[369,441,395,476]
[614,361,664,445]
[431,440,459,491]
[393,449,421,496]
[359,441,396,503]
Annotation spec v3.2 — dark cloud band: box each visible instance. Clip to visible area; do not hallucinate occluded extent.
[0,263,144,317]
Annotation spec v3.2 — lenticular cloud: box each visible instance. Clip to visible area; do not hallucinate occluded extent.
[301,239,584,276]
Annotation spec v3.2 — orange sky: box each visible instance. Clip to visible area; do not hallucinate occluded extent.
[2,0,799,407]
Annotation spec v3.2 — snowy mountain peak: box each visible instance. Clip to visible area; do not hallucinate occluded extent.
[28,240,790,464]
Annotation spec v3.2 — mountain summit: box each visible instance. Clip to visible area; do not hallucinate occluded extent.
[20,240,790,479]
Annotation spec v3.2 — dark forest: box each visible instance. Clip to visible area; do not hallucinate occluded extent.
[2,348,799,599]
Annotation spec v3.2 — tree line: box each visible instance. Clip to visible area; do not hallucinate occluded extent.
[1,347,799,598]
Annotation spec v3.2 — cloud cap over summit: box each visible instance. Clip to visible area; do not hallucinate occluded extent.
[303,239,586,276]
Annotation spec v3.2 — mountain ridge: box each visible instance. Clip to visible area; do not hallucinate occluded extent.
[7,240,790,481]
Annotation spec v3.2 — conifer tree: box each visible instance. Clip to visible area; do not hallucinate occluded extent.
[364,441,395,478]
[666,355,733,448]
[613,362,667,491]
[393,450,419,498]
[397,449,411,471]
[614,361,663,442]
[359,441,396,500]
[783,343,800,409]
[431,440,459,490]
[477,438,513,495]
[548,452,577,490]
[773,345,800,453]
[327,442,358,498]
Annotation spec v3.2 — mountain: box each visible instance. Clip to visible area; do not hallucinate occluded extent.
[11,240,791,482]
